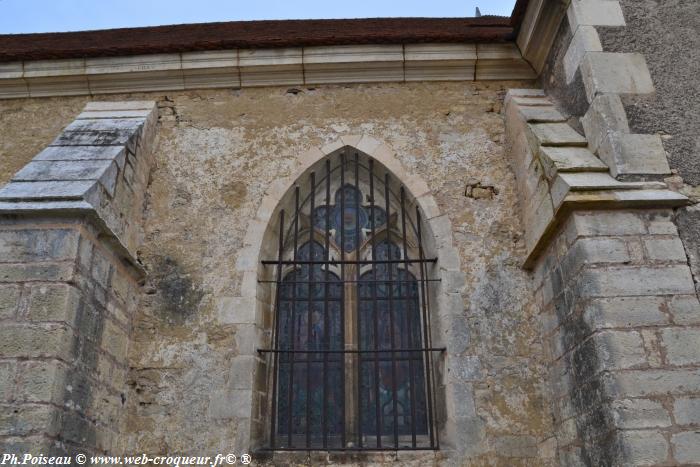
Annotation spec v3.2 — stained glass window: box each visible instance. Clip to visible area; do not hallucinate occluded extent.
[358,241,428,437]
[269,158,437,450]
[276,242,344,445]
[312,184,387,252]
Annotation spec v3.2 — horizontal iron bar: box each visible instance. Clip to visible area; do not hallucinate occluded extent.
[258,279,441,284]
[261,258,438,265]
[258,347,446,354]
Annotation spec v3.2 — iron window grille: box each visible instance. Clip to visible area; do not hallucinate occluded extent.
[259,152,442,451]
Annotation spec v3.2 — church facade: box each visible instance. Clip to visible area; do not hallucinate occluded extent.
[0,1,699,465]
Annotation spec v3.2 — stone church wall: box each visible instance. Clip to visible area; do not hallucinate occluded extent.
[117,82,554,464]
[0,81,562,464]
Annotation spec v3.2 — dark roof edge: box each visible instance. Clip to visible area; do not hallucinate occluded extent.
[0,2,530,63]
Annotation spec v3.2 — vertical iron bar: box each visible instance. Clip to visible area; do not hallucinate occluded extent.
[400,187,417,448]
[339,153,347,449]
[416,207,436,448]
[269,209,285,449]
[354,153,363,448]
[323,160,331,449]
[385,173,399,449]
[306,172,315,449]
[369,160,382,448]
[286,186,300,447]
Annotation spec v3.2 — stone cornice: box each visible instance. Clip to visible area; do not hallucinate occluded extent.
[0,43,536,99]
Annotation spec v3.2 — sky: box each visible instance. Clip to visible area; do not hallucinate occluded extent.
[0,0,517,34]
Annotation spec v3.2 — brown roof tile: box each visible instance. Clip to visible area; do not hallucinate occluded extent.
[0,1,530,62]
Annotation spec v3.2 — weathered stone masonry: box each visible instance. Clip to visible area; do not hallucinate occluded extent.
[505,0,700,464]
[0,101,157,456]
[0,1,699,464]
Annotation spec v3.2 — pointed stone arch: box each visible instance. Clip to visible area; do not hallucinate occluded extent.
[230,135,470,453]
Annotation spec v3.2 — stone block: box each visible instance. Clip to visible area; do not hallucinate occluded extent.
[0,229,79,263]
[303,45,404,84]
[15,360,67,404]
[27,284,81,324]
[527,123,587,147]
[52,125,141,147]
[218,296,256,324]
[0,403,61,437]
[0,262,76,283]
[0,180,96,201]
[77,109,154,119]
[0,324,72,359]
[524,191,555,254]
[561,237,630,280]
[447,355,482,382]
[504,88,545,102]
[0,362,14,401]
[564,25,603,84]
[102,319,129,362]
[605,369,700,397]
[475,44,537,80]
[642,237,687,262]
[550,172,657,207]
[661,328,700,365]
[239,48,303,86]
[207,389,252,420]
[234,324,258,355]
[571,211,646,237]
[567,1,626,30]
[618,430,669,466]
[228,356,256,389]
[83,101,157,112]
[583,297,668,329]
[580,52,655,103]
[13,160,119,197]
[611,399,671,429]
[581,94,630,155]
[670,295,700,325]
[577,265,695,298]
[672,432,700,464]
[517,106,567,123]
[599,133,671,177]
[647,218,678,235]
[539,147,608,180]
[673,397,700,426]
[0,285,20,319]
[90,250,112,289]
[34,145,127,170]
[592,330,647,371]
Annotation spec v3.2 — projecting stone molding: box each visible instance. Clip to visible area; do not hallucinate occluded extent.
[0,43,536,99]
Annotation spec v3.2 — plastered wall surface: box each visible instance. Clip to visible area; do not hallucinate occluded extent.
[0,97,90,186]
[59,82,556,465]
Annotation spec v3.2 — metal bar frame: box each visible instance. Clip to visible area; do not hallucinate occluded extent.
[265,153,441,452]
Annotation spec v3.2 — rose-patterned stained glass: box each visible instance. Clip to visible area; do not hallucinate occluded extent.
[357,241,428,437]
[276,241,344,446]
[313,184,387,252]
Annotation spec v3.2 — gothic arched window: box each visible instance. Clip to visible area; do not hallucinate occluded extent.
[262,152,438,451]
